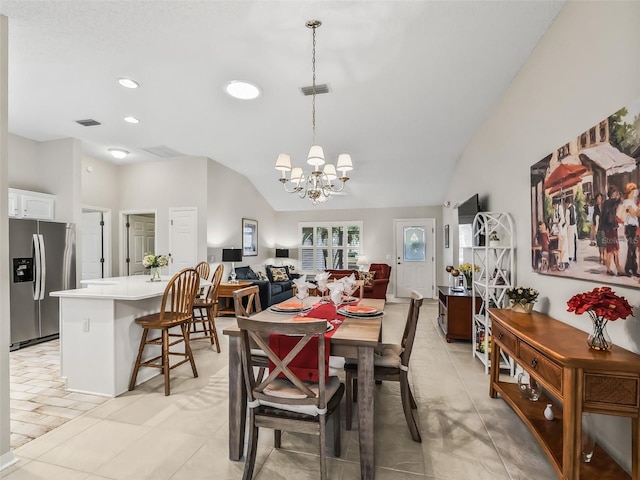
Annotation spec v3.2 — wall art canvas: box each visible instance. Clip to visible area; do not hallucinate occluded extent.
[530,98,640,288]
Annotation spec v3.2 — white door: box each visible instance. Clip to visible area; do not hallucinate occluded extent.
[169,208,197,274]
[395,218,436,299]
[128,214,155,275]
[81,211,103,280]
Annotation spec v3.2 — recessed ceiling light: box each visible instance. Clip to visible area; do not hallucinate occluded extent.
[108,148,129,159]
[118,78,139,89]
[224,80,261,100]
[124,116,139,124]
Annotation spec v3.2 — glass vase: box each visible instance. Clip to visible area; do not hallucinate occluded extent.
[150,267,161,282]
[587,315,611,351]
[581,412,596,463]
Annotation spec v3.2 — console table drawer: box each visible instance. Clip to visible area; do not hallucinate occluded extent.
[519,341,562,393]
[584,373,639,410]
[492,322,517,355]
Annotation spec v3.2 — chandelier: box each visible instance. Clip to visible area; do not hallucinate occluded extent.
[274,20,353,205]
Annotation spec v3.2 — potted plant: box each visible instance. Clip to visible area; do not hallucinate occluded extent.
[506,287,539,314]
[489,233,500,247]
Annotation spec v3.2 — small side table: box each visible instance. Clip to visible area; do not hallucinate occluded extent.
[217,281,254,316]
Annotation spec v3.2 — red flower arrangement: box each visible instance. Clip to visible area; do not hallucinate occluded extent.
[567,286,634,351]
[567,286,633,320]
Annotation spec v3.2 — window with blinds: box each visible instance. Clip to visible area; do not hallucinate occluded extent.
[299,222,362,272]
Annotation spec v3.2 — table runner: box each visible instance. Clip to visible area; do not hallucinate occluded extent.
[268,302,345,382]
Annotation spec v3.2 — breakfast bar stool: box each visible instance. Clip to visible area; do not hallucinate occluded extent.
[191,264,224,352]
[194,261,211,298]
[129,268,200,396]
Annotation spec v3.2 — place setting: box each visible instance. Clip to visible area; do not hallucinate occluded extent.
[337,304,384,318]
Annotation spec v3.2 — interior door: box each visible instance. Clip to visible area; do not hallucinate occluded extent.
[169,208,197,274]
[395,218,435,299]
[81,211,103,280]
[128,214,155,275]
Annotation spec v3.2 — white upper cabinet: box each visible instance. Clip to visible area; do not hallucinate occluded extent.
[8,188,55,220]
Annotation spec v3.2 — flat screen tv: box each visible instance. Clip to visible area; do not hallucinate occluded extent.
[458,193,481,224]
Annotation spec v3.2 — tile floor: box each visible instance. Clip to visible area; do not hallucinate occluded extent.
[2,301,556,479]
[9,340,109,449]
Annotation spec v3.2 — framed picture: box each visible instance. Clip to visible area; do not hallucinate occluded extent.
[530,96,640,289]
[444,224,450,249]
[242,218,258,256]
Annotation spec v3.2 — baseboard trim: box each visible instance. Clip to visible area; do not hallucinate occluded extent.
[0,450,18,471]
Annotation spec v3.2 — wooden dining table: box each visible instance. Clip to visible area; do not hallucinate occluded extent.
[222,296,385,480]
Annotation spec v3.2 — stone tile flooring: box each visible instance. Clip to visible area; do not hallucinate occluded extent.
[9,340,108,449]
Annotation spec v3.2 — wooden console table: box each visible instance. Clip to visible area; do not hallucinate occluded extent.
[489,308,640,479]
[437,286,478,342]
[217,281,253,316]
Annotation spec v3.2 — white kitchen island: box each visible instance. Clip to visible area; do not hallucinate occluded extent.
[51,275,177,397]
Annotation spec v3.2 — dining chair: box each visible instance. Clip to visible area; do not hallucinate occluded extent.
[191,263,224,352]
[345,290,424,442]
[232,285,262,317]
[233,285,268,379]
[194,261,211,298]
[128,268,200,396]
[237,315,344,480]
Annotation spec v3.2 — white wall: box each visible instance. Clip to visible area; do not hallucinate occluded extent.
[82,155,120,275]
[276,205,442,297]
[118,156,209,272]
[0,14,13,471]
[206,159,278,279]
[444,1,640,471]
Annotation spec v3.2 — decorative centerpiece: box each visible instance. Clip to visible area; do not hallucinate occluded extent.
[567,286,633,351]
[142,253,169,282]
[506,287,539,314]
[458,263,480,289]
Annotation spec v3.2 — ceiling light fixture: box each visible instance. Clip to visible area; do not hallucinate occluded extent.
[108,148,129,159]
[124,116,139,124]
[274,20,353,206]
[225,80,261,100]
[118,77,139,89]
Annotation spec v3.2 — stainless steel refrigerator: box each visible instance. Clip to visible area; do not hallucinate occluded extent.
[9,219,76,349]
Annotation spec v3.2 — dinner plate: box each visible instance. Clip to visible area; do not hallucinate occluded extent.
[345,305,378,314]
[341,296,358,304]
[274,301,306,311]
[337,307,383,318]
[269,305,313,314]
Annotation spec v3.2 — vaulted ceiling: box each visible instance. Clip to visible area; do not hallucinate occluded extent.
[0,1,564,211]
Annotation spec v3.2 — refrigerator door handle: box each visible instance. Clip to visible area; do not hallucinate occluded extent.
[38,234,46,300]
[33,233,42,300]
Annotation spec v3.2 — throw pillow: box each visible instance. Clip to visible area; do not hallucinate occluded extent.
[358,271,376,286]
[269,266,290,282]
[256,271,268,281]
[251,264,267,279]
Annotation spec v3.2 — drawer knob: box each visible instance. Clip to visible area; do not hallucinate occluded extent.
[498,333,504,340]
[531,358,538,369]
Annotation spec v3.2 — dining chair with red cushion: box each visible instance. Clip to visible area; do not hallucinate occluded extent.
[344,290,423,442]
[237,315,344,480]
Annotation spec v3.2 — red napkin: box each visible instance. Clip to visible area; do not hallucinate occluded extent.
[268,302,344,382]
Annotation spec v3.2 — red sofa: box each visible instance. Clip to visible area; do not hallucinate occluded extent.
[324,263,391,299]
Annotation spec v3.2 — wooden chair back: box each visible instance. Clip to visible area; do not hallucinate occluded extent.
[400,290,423,368]
[233,285,262,317]
[237,315,328,409]
[158,268,200,324]
[195,261,210,281]
[203,263,224,303]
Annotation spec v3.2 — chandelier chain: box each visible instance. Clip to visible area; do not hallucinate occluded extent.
[311,23,317,144]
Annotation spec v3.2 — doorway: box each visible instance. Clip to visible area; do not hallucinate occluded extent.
[394,218,436,299]
[121,211,156,276]
[81,207,111,280]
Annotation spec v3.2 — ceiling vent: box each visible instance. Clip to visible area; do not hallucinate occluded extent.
[142,145,185,158]
[75,119,101,127]
[300,83,330,96]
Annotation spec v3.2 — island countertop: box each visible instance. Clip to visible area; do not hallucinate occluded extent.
[51,274,171,301]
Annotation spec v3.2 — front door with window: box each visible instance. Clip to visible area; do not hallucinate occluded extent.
[395,218,435,298]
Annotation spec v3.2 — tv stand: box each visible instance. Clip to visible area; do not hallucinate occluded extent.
[489,308,640,479]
